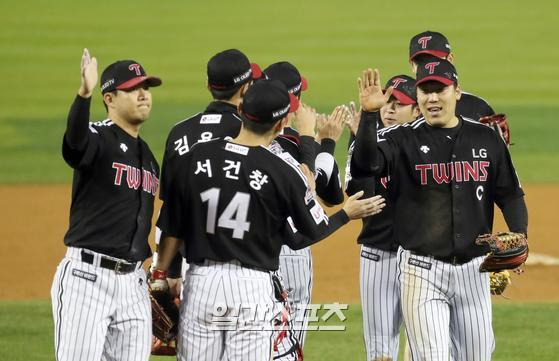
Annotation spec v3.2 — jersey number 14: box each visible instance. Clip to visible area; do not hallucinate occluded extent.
[200,188,251,239]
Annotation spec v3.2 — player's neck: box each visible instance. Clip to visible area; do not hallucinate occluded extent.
[232,128,275,147]
[109,115,141,138]
[442,115,460,128]
[218,97,242,108]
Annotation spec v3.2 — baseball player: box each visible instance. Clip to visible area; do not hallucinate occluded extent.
[345,74,419,361]
[50,49,161,361]
[409,30,495,120]
[263,61,345,357]
[351,62,528,361]
[153,79,385,361]
[153,49,262,292]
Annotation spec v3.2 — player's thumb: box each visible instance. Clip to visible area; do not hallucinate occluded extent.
[349,190,364,200]
[384,86,394,100]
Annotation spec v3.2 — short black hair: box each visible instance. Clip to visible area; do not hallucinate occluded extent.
[209,84,242,101]
[242,117,280,135]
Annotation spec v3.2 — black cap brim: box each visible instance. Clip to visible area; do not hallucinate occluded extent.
[416,75,454,86]
[390,89,417,105]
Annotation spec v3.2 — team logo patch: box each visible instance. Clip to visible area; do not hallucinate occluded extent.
[225,143,249,155]
[310,203,327,225]
[200,114,222,124]
[424,62,440,74]
[361,250,380,262]
[72,269,97,282]
[408,257,432,270]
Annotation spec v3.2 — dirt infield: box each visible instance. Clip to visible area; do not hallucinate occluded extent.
[1,184,557,302]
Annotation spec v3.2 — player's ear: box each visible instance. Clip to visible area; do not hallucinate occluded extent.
[274,117,288,133]
[412,104,421,118]
[446,53,454,64]
[410,60,418,74]
[239,82,250,98]
[454,83,462,101]
[103,92,115,110]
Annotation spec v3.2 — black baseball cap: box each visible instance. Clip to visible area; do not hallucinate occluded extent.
[385,75,416,105]
[409,31,451,60]
[100,60,162,94]
[240,79,299,123]
[207,49,262,90]
[415,58,458,86]
[263,62,308,96]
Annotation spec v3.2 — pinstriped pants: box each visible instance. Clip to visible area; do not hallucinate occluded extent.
[360,246,402,361]
[278,246,313,345]
[398,248,494,361]
[50,247,151,361]
[177,260,278,361]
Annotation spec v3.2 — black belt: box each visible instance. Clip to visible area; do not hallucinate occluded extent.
[433,255,473,265]
[81,250,137,274]
[411,251,472,266]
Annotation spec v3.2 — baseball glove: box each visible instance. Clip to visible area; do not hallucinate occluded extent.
[475,232,528,272]
[479,113,511,146]
[489,270,512,296]
[149,288,180,355]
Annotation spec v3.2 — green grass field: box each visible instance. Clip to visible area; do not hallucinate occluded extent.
[1,301,558,361]
[1,0,558,183]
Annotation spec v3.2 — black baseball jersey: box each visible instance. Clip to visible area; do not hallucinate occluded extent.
[62,96,159,261]
[157,139,349,271]
[456,91,495,120]
[351,111,525,259]
[275,128,344,205]
[160,101,242,200]
[345,141,396,252]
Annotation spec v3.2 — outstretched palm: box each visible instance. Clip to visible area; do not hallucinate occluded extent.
[79,48,98,97]
[358,68,392,112]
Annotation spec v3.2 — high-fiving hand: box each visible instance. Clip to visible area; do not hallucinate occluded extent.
[358,68,393,112]
[79,48,98,98]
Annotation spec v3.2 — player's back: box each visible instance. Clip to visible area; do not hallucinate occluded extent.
[164,101,242,157]
[162,139,318,271]
[456,91,494,120]
[160,101,242,201]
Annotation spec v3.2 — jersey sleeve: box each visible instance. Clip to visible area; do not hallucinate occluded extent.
[157,156,190,239]
[314,138,344,205]
[159,133,177,201]
[345,140,376,197]
[62,95,102,169]
[279,159,349,248]
[298,135,317,173]
[493,134,524,206]
[351,111,388,177]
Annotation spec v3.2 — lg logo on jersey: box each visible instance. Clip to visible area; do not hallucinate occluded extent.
[472,148,487,158]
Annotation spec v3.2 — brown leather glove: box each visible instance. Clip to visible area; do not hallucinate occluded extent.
[476,232,528,272]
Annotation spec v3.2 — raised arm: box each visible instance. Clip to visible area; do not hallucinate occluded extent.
[283,160,385,248]
[65,49,98,150]
[314,105,347,205]
[351,69,392,177]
